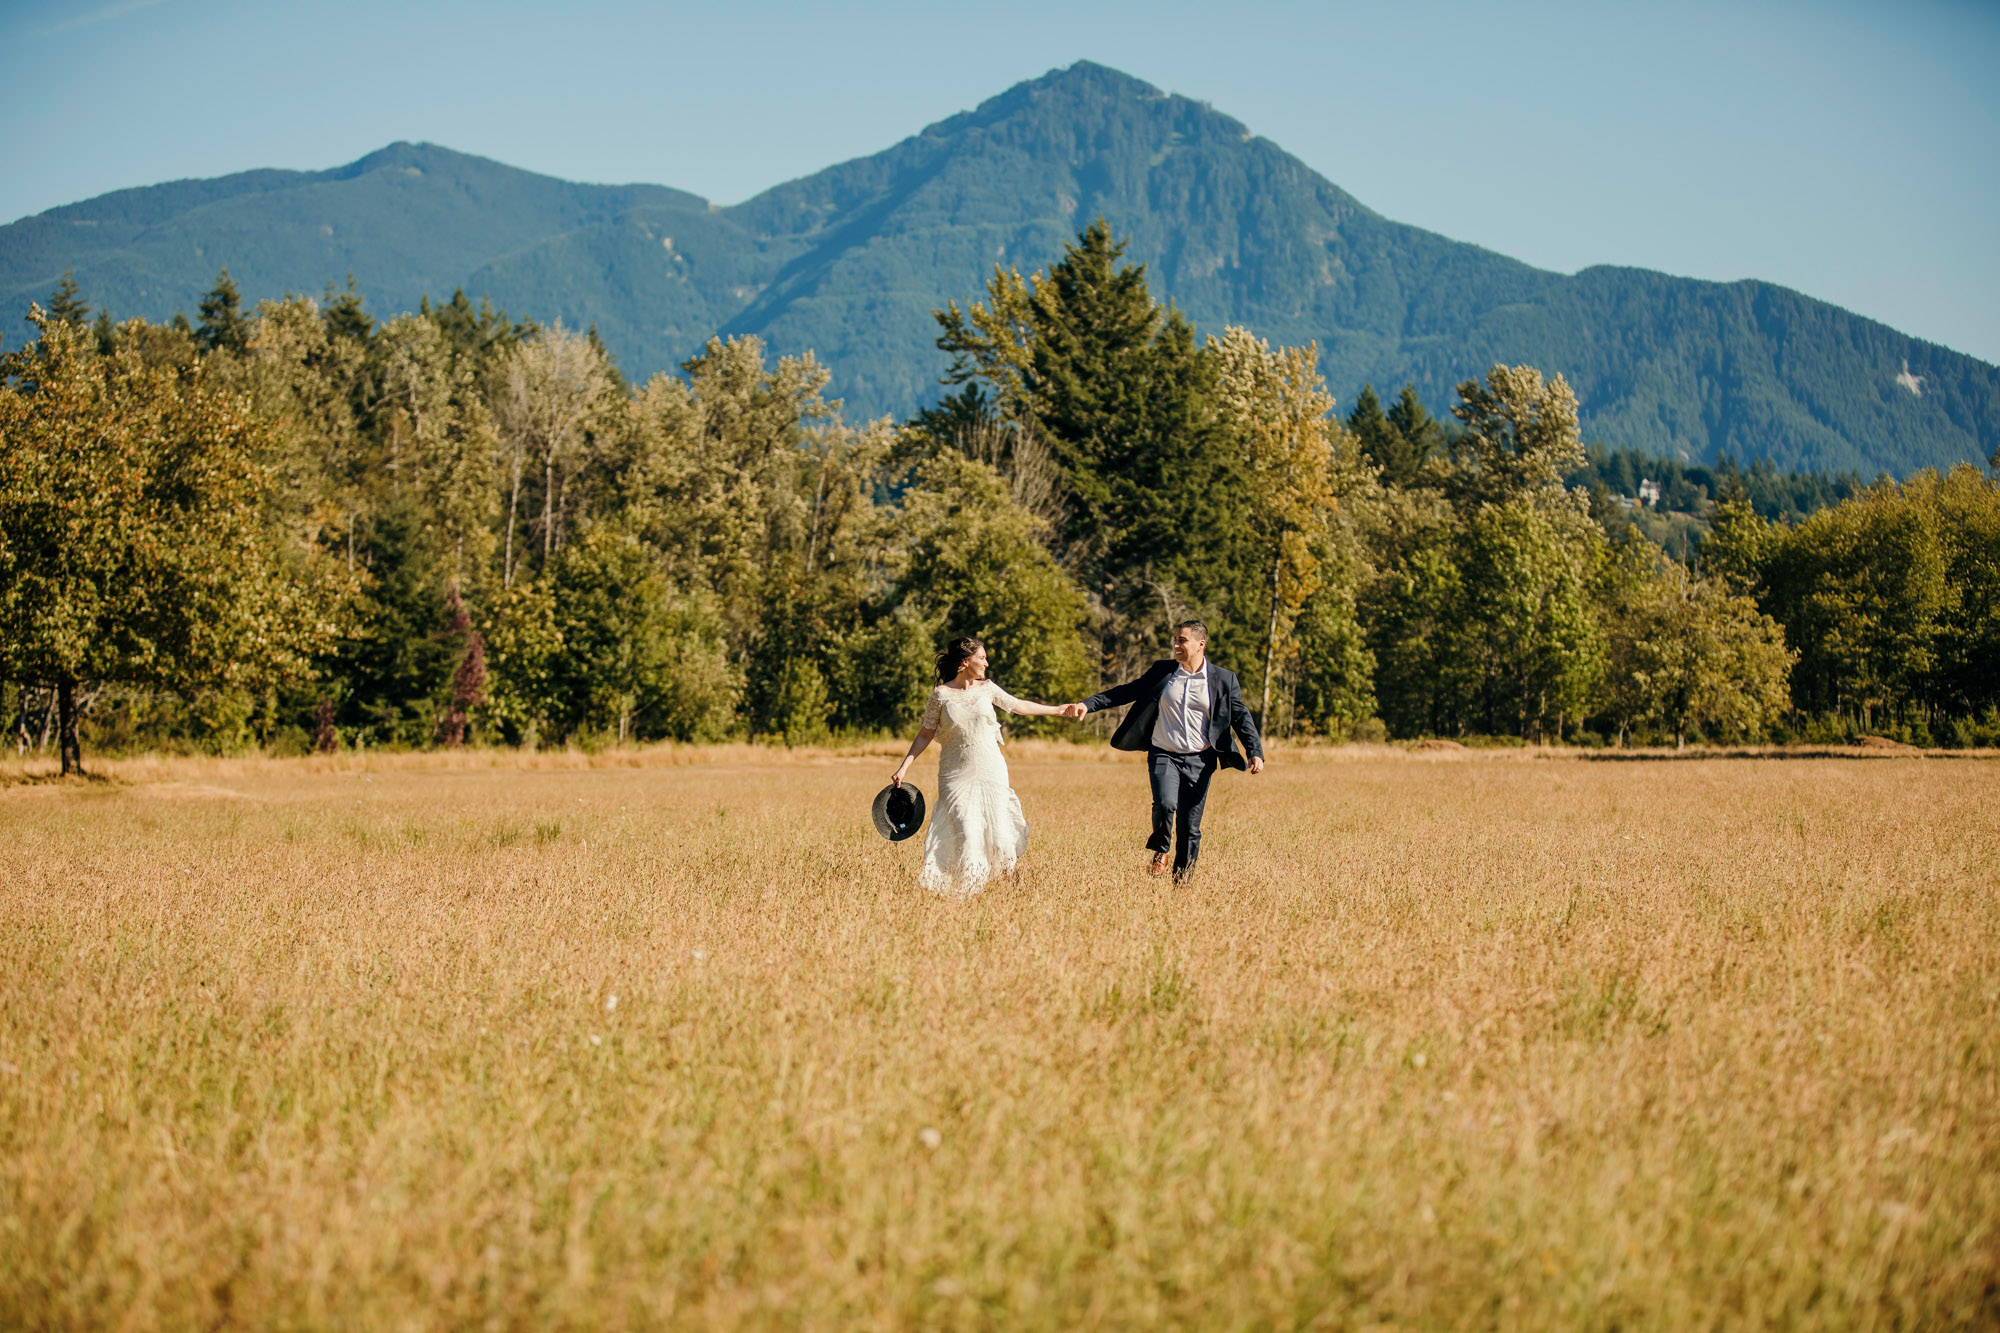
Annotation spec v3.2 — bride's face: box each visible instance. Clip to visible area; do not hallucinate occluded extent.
[964,645,988,680]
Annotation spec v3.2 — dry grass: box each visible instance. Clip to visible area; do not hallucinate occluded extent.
[1,744,1995,1329]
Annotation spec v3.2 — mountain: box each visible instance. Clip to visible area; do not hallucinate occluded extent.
[5,62,1995,477]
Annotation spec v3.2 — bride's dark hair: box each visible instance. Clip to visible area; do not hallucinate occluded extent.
[936,636,985,683]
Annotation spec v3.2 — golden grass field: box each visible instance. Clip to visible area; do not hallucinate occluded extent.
[1,742,1996,1330]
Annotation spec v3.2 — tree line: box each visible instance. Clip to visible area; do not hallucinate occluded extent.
[5,226,1999,772]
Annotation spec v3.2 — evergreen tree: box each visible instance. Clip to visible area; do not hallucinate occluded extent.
[196,268,249,353]
[1386,384,1445,477]
[1346,384,1397,478]
[46,269,88,329]
[936,220,1246,665]
[323,274,374,346]
[1349,383,1445,489]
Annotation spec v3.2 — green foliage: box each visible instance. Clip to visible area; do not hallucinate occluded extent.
[937,221,1247,659]
[1455,499,1604,740]
[318,498,462,746]
[888,452,1094,730]
[547,528,738,744]
[828,604,940,736]
[1597,541,1794,747]
[481,580,565,745]
[1289,574,1376,737]
[1349,383,1443,489]
[10,213,1996,761]
[196,268,249,354]
[0,310,342,769]
[45,269,88,328]
[1747,467,2000,731]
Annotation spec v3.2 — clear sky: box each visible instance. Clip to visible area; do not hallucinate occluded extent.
[4,0,1996,363]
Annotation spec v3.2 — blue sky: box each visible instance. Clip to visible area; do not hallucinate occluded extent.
[4,0,1997,362]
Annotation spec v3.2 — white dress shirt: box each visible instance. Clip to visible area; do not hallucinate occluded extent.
[1151,664,1211,753]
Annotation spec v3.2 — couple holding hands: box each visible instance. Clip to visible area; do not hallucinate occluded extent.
[888,621,1264,894]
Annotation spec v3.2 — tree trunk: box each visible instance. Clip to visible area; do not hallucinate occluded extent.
[504,452,524,588]
[542,453,555,561]
[57,678,83,776]
[1260,556,1282,728]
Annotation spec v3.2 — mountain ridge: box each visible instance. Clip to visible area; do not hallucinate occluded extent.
[5,61,1994,476]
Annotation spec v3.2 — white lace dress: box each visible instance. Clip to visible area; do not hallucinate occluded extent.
[918,680,1030,895]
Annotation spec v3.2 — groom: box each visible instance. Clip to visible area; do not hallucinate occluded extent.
[1062,621,1264,883]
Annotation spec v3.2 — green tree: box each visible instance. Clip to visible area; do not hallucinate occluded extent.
[621,335,842,654]
[936,221,1246,665]
[482,579,564,746]
[1456,499,1604,740]
[1358,489,1464,737]
[1347,382,1441,489]
[1211,326,1348,725]
[888,451,1094,726]
[1450,364,1587,506]
[0,311,339,773]
[548,528,738,744]
[1761,481,1949,729]
[45,269,89,329]
[1598,543,1793,746]
[322,274,374,346]
[1920,467,2000,724]
[494,322,616,584]
[1385,384,1446,478]
[317,498,462,746]
[1289,561,1377,737]
[196,268,250,354]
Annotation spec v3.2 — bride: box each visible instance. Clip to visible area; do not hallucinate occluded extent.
[888,636,1072,894]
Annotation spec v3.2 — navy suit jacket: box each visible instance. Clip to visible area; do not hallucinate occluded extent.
[1083,659,1264,770]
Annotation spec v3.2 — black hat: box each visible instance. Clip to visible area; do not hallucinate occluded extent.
[871,782,926,841]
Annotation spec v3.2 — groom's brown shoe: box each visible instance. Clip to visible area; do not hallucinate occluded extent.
[1147,852,1171,878]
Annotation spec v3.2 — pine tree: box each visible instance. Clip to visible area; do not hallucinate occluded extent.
[1386,384,1445,476]
[197,268,249,353]
[935,220,1244,660]
[1026,220,1162,562]
[1346,384,1400,480]
[323,274,373,345]
[46,269,89,329]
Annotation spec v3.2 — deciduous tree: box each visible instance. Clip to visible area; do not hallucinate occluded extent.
[0,311,339,772]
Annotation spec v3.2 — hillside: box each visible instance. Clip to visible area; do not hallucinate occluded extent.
[5,62,1995,475]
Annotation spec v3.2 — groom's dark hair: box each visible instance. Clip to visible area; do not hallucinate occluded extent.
[1174,620,1208,643]
[937,636,986,682]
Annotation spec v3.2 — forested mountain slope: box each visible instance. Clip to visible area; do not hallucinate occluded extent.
[5,62,1994,474]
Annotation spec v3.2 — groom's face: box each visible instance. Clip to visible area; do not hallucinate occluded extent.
[1171,627,1205,668]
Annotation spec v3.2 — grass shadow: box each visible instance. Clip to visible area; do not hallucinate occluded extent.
[1571,747,1997,762]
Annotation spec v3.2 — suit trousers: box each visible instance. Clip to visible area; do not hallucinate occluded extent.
[1147,747,1219,874]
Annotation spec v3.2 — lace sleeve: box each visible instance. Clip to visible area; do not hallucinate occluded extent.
[989,681,1029,715]
[920,688,942,732]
